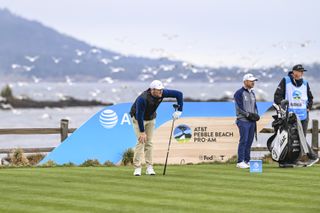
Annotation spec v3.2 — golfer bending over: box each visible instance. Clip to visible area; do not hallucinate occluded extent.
[130,80,183,176]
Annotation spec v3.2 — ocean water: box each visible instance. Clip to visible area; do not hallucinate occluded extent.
[0,81,318,153]
[0,81,294,103]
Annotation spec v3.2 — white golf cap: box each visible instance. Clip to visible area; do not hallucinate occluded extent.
[149,80,164,90]
[243,73,258,82]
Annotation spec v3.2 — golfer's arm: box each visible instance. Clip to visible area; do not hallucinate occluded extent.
[255,102,259,114]
[162,89,183,111]
[234,91,249,117]
[136,98,146,132]
[307,83,313,110]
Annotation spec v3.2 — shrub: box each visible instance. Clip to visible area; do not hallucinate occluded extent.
[80,159,101,167]
[122,148,134,166]
[225,155,238,164]
[262,154,275,164]
[27,154,45,165]
[42,160,57,167]
[1,85,13,98]
[104,160,115,167]
[10,148,29,166]
[62,162,76,167]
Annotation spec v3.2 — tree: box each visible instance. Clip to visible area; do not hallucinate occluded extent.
[0,84,13,98]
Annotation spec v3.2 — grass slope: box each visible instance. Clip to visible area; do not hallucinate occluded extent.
[0,164,319,213]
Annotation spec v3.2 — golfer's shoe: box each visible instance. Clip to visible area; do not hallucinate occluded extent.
[245,162,250,167]
[307,153,318,160]
[236,161,250,169]
[295,161,308,167]
[146,165,156,175]
[306,157,319,167]
[133,167,142,176]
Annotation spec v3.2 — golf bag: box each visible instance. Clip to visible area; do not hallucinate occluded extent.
[267,100,308,165]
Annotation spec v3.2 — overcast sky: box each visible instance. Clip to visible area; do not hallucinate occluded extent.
[0,0,319,68]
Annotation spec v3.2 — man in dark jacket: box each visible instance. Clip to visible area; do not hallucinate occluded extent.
[234,74,260,169]
[130,80,183,176]
[274,64,313,135]
[274,64,318,166]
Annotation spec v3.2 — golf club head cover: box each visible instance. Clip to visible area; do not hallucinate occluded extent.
[172,111,182,120]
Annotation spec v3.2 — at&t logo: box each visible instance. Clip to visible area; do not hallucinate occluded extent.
[99,109,132,129]
[99,109,118,128]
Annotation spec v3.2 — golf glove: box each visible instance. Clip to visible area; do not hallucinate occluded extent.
[247,112,260,121]
[172,111,182,120]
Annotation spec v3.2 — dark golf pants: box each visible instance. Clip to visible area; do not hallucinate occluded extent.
[237,120,256,163]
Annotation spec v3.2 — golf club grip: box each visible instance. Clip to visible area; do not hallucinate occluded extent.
[163,118,176,175]
[285,105,289,128]
[173,104,180,110]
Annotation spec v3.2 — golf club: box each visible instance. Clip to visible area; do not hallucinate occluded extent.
[163,104,180,175]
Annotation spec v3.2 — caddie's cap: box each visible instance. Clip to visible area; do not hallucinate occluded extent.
[292,64,307,72]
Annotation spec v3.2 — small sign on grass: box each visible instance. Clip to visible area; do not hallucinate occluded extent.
[250,160,262,173]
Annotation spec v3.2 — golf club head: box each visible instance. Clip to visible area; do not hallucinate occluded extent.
[273,103,283,118]
[280,99,289,110]
[173,104,180,110]
[273,103,280,111]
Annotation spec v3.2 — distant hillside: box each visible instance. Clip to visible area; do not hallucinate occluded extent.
[0,8,174,81]
[0,8,319,83]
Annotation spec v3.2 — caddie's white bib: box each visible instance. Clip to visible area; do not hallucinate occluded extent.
[285,76,308,120]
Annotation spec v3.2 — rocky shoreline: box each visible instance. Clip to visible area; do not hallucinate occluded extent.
[0,94,319,110]
[0,96,112,109]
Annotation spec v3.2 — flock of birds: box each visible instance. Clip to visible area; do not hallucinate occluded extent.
[4,37,316,120]
[9,38,313,85]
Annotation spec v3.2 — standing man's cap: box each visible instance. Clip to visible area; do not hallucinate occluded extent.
[243,73,258,82]
[292,64,307,72]
[149,80,164,89]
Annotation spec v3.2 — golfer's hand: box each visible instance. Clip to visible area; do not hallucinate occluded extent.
[172,111,182,120]
[138,132,147,143]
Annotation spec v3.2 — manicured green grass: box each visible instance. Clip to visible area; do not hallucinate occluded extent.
[0,164,319,213]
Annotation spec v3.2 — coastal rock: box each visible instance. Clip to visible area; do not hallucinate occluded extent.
[0,96,112,109]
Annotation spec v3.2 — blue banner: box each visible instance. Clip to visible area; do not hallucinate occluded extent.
[40,102,271,165]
